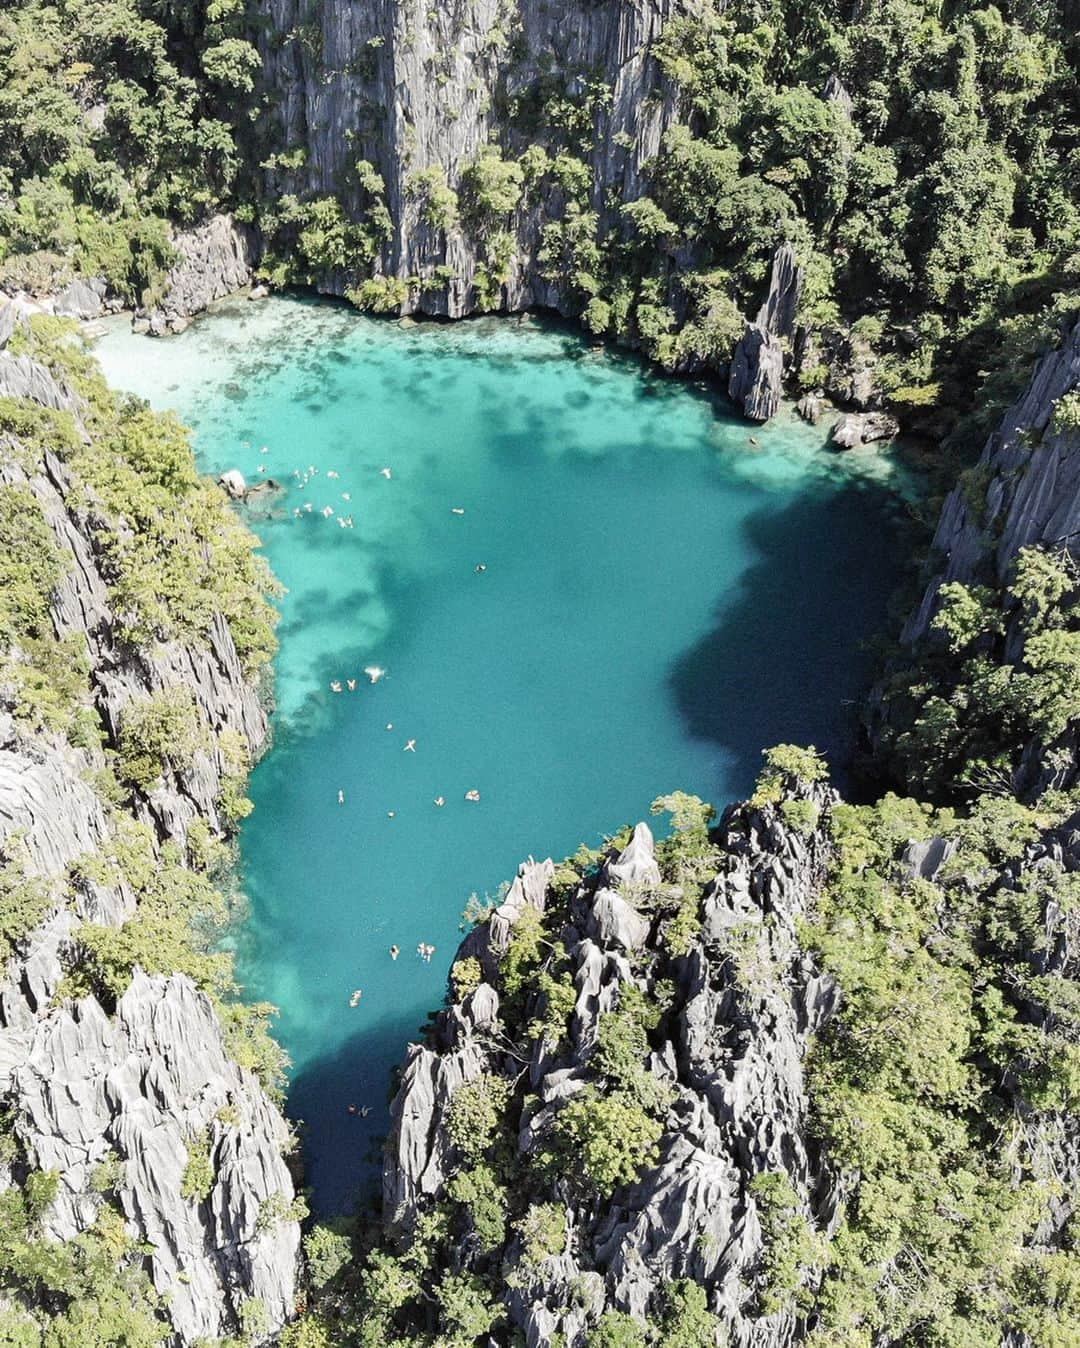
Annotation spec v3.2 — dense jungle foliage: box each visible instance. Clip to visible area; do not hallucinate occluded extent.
[0,0,259,300]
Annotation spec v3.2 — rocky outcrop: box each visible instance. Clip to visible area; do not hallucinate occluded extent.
[0,317,299,1342]
[138,214,256,335]
[903,315,1080,641]
[728,324,785,424]
[258,0,677,321]
[830,410,899,449]
[727,245,804,421]
[6,972,299,1342]
[384,791,839,1345]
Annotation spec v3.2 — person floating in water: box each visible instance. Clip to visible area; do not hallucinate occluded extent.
[465,789,481,802]
[474,563,487,573]
[347,678,356,691]
[380,467,392,479]
[330,681,342,693]
[360,1106,370,1118]
[434,796,445,807]
[338,789,345,804]
[403,739,416,752]
[387,810,396,818]
[349,988,362,1007]
[390,945,400,960]
[364,666,386,684]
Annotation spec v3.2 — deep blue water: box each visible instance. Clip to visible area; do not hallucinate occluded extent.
[96,297,906,1212]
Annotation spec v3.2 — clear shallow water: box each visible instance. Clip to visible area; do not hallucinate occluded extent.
[96,296,905,1212]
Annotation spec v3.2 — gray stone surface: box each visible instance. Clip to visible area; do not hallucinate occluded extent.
[905,316,1080,641]
[727,245,804,422]
[140,214,256,334]
[383,787,842,1344]
[257,0,679,317]
[830,410,899,448]
[0,333,297,1342]
[54,277,106,320]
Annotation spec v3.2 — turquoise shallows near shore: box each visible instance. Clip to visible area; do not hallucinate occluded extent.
[96,297,905,1213]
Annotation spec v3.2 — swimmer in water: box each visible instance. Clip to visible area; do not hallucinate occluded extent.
[474,563,487,573]
[387,810,396,818]
[434,796,445,807]
[330,681,342,692]
[403,739,416,752]
[347,678,357,691]
[349,989,362,1007]
[338,789,345,804]
[390,945,400,960]
[465,789,481,802]
[360,1106,370,1118]
[380,467,392,479]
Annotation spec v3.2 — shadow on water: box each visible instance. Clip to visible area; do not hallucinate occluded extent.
[669,473,904,800]
[286,1006,435,1214]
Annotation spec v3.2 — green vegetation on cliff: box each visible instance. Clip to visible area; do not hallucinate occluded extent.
[285,762,1080,1347]
[0,0,259,299]
[0,315,284,1083]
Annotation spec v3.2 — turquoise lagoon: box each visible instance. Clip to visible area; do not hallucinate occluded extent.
[96,297,906,1212]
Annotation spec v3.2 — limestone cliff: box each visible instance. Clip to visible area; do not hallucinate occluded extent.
[259,0,677,316]
[0,306,300,1344]
[867,314,1080,797]
[905,315,1080,641]
[382,791,840,1345]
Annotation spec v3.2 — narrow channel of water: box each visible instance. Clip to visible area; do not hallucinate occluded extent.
[96,297,906,1211]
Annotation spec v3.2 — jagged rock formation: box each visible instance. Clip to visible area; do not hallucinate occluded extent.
[137,215,257,335]
[384,791,839,1345]
[0,306,300,1343]
[5,971,299,1341]
[830,410,899,449]
[905,315,1080,640]
[727,245,803,421]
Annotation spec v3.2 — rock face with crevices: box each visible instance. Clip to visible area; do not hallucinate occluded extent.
[258,0,679,321]
[138,214,257,335]
[727,246,804,422]
[383,792,840,1346]
[904,315,1080,642]
[0,302,299,1343]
